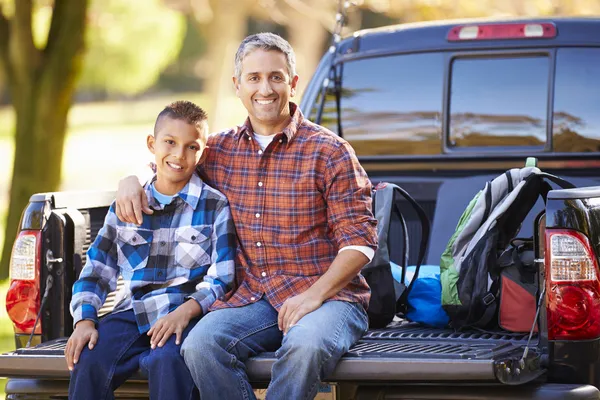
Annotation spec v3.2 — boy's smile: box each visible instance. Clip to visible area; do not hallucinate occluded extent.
[148,116,206,195]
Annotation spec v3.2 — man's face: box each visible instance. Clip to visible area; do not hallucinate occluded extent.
[233,49,299,134]
[147,117,206,195]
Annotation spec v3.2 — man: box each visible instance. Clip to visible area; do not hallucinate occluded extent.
[116,32,377,400]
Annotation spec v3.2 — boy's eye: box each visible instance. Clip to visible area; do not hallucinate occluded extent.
[188,145,199,151]
[165,139,175,145]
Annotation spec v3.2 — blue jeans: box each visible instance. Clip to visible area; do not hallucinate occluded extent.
[68,309,200,400]
[180,298,368,400]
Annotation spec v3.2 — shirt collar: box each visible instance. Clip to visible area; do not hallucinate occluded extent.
[145,172,203,210]
[235,102,303,143]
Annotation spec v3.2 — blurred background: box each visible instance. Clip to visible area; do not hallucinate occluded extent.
[0,0,599,397]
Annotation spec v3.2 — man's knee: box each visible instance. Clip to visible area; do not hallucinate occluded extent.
[180,323,220,364]
[279,326,332,361]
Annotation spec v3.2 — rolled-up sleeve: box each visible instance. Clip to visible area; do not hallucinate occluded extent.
[324,143,378,252]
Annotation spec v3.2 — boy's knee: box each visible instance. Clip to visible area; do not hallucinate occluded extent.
[145,347,184,371]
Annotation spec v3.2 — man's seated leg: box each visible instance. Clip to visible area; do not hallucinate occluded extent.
[68,310,149,400]
[181,299,282,400]
[266,301,368,400]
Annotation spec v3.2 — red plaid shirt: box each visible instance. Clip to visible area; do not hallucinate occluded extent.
[201,103,378,311]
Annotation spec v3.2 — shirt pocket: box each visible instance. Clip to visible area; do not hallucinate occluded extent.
[116,228,153,271]
[175,225,212,269]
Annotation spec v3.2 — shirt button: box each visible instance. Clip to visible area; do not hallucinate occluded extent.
[258,182,263,187]
[258,150,263,155]
[157,271,163,277]
[261,272,267,277]
[160,241,166,246]
[250,297,256,301]
[279,139,283,143]
[256,242,262,247]
[255,213,260,218]
[248,136,252,140]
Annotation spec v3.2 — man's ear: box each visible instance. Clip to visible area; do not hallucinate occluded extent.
[232,76,240,97]
[147,134,156,154]
[290,75,299,97]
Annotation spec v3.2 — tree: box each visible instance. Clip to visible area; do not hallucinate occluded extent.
[0,0,88,279]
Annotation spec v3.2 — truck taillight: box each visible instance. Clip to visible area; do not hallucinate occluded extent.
[545,229,600,340]
[447,23,557,41]
[6,230,42,334]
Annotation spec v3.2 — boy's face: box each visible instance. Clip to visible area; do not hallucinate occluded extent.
[147,116,206,195]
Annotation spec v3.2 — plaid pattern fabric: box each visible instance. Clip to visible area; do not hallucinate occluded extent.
[201,103,378,312]
[70,173,236,333]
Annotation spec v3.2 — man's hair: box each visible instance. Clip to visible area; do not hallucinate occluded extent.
[234,32,296,81]
[154,100,208,141]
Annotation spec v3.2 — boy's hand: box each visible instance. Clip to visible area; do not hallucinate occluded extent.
[147,300,201,349]
[116,175,153,225]
[65,320,98,371]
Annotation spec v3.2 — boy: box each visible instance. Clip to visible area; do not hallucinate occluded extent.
[65,101,235,400]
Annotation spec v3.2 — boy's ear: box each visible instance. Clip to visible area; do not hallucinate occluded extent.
[197,146,209,166]
[147,134,156,154]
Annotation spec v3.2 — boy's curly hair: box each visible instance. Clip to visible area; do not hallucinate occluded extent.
[154,100,208,140]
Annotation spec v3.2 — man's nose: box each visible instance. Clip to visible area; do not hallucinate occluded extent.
[258,79,274,96]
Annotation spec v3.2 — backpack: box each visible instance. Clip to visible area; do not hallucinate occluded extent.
[439,163,574,329]
[362,182,430,328]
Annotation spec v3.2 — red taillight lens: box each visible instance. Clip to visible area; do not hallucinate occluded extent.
[6,231,41,334]
[546,229,600,340]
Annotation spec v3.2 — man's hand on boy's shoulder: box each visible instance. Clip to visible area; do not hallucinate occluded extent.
[65,320,98,371]
[116,175,153,225]
[147,300,202,349]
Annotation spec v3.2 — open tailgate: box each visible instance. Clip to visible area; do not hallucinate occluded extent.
[0,324,544,384]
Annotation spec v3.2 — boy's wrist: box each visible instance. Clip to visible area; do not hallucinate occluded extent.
[179,299,203,320]
[75,319,95,330]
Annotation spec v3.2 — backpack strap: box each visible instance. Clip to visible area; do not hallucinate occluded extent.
[392,185,431,314]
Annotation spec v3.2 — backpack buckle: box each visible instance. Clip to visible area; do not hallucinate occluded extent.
[482,293,496,305]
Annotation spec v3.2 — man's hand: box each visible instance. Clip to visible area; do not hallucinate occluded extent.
[147,300,201,348]
[278,291,324,335]
[65,320,98,371]
[116,175,153,225]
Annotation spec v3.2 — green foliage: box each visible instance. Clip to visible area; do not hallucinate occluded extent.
[79,0,186,95]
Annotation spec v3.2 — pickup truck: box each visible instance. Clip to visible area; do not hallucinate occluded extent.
[2,16,600,400]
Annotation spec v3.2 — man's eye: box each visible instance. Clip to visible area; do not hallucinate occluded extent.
[272,75,283,81]
[249,76,258,82]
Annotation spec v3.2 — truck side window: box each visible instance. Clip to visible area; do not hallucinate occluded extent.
[553,48,600,152]
[337,53,444,156]
[449,55,549,150]
[309,71,340,135]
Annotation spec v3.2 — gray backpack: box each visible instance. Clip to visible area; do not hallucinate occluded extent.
[363,182,430,328]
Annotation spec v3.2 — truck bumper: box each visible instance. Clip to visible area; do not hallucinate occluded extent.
[354,383,600,399]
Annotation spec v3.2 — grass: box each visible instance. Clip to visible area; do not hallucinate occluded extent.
[0,91,248,399]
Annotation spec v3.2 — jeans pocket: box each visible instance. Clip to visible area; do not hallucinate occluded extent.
[117,227,153,271]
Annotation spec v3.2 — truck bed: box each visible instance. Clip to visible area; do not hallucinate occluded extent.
[0,322,541,385]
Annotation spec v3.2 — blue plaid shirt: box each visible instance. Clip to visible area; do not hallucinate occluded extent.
[70,173,236,333]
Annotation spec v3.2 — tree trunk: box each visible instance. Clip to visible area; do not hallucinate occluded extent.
[0,0,88,279]
[198,0,250,132]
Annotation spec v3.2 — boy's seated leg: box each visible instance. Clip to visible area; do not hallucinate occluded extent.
[266,301,368,400]
[139,318,201,400]
[68,310,150,400]
[180,299,282,400]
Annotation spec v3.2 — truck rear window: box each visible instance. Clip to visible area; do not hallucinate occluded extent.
[311,53,444,156]
[553,48,600,152]
[448,55,549,150]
